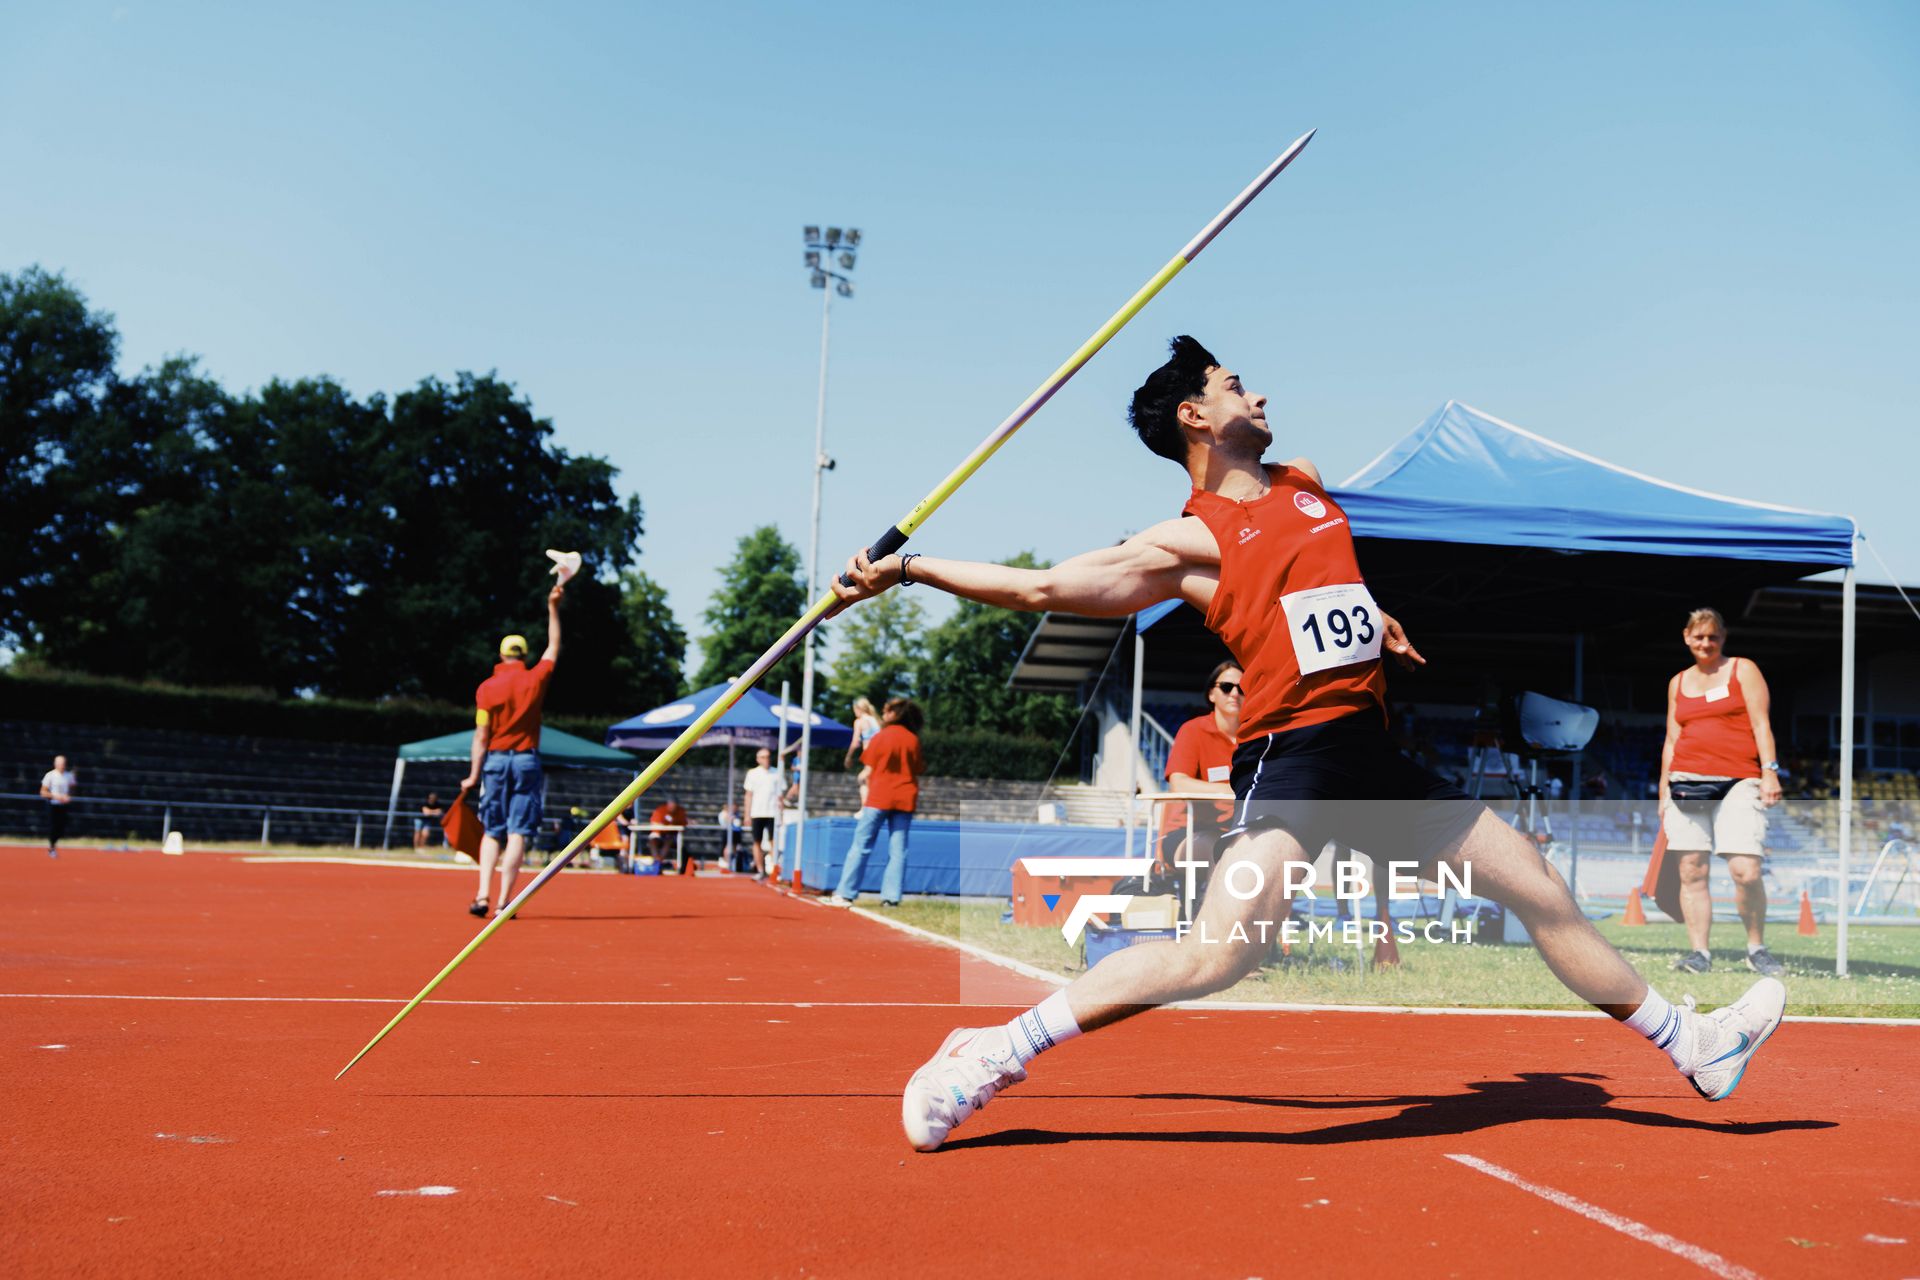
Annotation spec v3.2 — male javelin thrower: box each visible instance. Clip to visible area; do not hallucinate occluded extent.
[834,336,1786,1152]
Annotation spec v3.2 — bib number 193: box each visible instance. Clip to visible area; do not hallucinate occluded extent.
[1279,583,1383,677]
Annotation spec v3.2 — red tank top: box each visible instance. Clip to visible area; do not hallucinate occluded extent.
[1182,464,1386,741]
[1671,662,1761,777]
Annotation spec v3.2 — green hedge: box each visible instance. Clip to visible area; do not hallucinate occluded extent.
[0,667,1073,781]
[922,727,1070,782]
[0,667,606,746]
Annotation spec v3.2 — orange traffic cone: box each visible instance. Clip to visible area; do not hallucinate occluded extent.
[1622,889,1648,927]
[1798,888,1818,936]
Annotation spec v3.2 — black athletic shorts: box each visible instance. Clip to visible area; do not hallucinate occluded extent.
[1224,712,1484,867]
[750,816,776,846]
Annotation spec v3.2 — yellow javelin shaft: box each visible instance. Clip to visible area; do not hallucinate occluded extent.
[336,128,1315,1079]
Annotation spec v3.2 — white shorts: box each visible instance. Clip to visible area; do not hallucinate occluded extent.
[1663,774,1767,857]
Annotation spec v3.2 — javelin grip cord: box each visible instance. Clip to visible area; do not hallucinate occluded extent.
[840,525,911,586]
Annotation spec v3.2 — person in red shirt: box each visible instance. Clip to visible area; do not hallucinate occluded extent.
[460,582,563,917]
[1156,661,1243,904]
[649,797,690,874]
[835,335,1785,1151]
[1659,607,1786,978]
[829,698,924,907]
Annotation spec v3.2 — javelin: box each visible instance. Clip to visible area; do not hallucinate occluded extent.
[336,128,1317,1079]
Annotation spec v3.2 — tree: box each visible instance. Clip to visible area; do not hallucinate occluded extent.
[693,525,820,696]
[827,590,926,714]
[611,568,687,709]
[0,267,118,646]
[27,357,247,684]
[916,551,1078,740]
[2,268,658,710]
[344,372,647,710]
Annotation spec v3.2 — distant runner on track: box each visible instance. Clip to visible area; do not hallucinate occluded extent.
[832,336,1785,1152]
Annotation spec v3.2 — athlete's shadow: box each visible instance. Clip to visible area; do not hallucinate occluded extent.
[938,1072,1836,1152]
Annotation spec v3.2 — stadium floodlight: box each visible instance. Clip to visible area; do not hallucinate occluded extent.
[825,227,842,246]
[838,251,856,269]
[803,225,820,243]
[845,228,861,247]
[805,250,821,268]
[810,271,828,288]
[836,280,853,297]
[335,129,1319,1079]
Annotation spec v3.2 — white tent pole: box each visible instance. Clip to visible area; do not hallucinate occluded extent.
[382,758,406,849]
[777,681,791,873]
[1837,564,1856,977]
[1570,631,1584,896]
[1126,626,1145,859]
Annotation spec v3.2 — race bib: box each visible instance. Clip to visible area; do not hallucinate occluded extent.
[1280,582,1383,677]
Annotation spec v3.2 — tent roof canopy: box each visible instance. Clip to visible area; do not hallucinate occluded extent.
[1338,401,1854,566]
[1013,400,1860,695]
[397,725,637,770]
[605,682,854,751]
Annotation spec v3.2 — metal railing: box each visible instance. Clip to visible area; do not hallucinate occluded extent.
[1,791,767,866]
[4,791,399,847]
[1136,711,1176,788]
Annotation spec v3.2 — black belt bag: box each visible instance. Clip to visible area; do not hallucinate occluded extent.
[1670,778,1737,807]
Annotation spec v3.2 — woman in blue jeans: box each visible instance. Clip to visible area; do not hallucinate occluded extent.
[832,698,924,906]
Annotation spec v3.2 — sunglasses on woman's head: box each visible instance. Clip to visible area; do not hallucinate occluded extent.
[1214,681,1242,696]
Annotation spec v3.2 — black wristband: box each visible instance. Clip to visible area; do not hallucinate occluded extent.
[899,553,921,586]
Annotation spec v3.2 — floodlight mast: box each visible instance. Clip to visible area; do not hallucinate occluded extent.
[793,223,861,884]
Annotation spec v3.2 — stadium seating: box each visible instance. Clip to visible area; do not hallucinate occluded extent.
[0,720,1110,858]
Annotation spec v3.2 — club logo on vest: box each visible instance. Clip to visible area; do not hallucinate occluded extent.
[1293,491,1327,519]
[1237,526,1262,545]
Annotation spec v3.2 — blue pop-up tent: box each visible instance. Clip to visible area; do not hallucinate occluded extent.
[1336,400,1854,565]
[606,683,853,753]
[1121,401,1863,970]
[606,684,855,836]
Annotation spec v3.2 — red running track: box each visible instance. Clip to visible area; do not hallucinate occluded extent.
[4,846,1917,1278]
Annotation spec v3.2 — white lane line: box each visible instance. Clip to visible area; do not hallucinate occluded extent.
[0,993,1024,1008]
[1446,1154,1763,1280]
[2,988,1914,1025]
[1187,1000,1920,1026]
[807,908,1920,1025]
[376,1186,457,1197]
[240,856,473,871]
[828,902,1070,989]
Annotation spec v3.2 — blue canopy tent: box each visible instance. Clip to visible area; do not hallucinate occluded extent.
[607,684,854,869]
[606,683,853,753]
[1120,401,1861,969]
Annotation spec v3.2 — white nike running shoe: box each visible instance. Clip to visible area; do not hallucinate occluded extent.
[901,1026,1027,1152]
[1676,977,1786,1101]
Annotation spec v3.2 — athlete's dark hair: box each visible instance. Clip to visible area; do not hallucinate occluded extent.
[1206,659,1242,691]
[1128,335,1220,463]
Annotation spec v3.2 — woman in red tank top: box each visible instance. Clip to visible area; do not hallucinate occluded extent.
[1659,607,1785,978]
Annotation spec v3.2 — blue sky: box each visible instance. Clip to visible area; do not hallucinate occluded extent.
[5,1,1915,677]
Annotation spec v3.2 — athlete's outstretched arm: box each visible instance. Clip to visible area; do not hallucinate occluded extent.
[833,519,1214,618]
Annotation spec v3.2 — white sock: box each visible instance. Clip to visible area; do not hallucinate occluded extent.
[1747,942,1765,957]
[1006,991,1082,1065]
[1624,987,1689,1066]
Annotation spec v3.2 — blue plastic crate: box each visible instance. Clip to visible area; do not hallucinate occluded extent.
[1084,926,1178,967]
